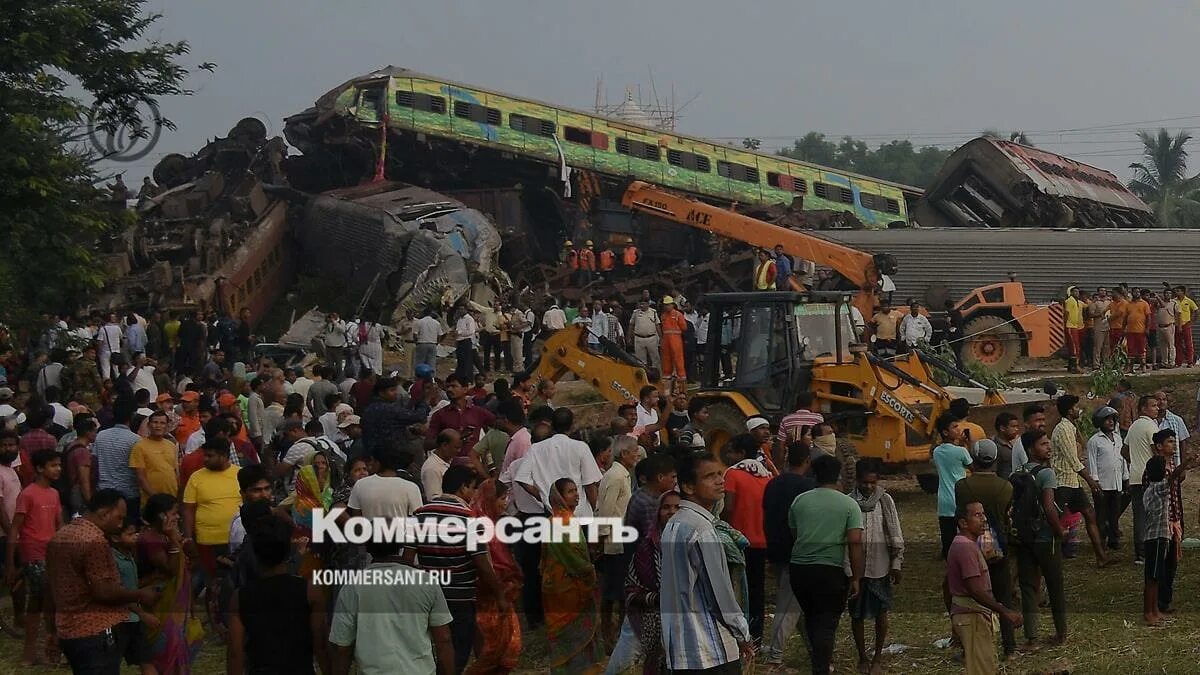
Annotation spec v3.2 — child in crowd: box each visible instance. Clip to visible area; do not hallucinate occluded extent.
[1142,455,1187,626]
[111,522,158,674]
[7,449,63,665]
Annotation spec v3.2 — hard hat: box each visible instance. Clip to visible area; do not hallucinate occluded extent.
[585,240,593,246]
[415,363,434,379]
[662,296,675,305]
[625,236,634,244]
[1092,405,1119,424]
[564,240,574,246]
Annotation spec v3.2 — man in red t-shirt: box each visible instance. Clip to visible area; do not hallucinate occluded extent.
[6,449,63,663]
[947,501,1023,674]
[426,374,494,473]
[721,433,773,643]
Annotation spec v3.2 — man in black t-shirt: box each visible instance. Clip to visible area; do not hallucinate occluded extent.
[761,441,815,666]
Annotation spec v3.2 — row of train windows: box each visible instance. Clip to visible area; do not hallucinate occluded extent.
[394,90,901,213]
[230,245,285,311]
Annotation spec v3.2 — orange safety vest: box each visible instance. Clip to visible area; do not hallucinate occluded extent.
[565,249,579,270]
[754,260,776,290]
[579,248,596,271]
[598,249,615,271]
[623,245,639,266]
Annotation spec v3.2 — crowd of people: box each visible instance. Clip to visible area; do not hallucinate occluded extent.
[1061,285,1198,373]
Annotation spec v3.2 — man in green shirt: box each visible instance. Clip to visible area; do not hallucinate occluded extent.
[788,454,863,675]
[330,539,454,675]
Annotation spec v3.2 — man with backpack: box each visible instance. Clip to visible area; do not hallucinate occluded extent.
[955,438,1017,660]
[1011,429,1068,648]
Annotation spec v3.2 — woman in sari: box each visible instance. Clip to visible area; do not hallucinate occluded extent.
[465,479,523,675]
[627,490,681,675]
[543,478,605,674]
[285,452,333,576]
[713,506,751,622]
[138,493,204,674]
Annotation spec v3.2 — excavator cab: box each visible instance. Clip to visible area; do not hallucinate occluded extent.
[696,291,857,448]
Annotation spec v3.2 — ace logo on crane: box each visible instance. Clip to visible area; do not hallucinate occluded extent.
[686,209,712,226]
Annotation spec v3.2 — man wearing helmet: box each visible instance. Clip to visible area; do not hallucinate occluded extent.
[660,296,688,384]
[1085,406,1127,551]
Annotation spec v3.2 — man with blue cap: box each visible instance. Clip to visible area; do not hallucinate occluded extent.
[1085,406,1127,550]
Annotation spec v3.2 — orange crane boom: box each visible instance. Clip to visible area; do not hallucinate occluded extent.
[621,181,892,318]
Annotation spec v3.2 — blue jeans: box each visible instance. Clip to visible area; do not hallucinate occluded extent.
[603,616,640,675]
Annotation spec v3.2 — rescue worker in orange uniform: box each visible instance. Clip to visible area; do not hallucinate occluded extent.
[622,237,639,279]
[660,295,688,382]
[578,239,597,286]
[598,244,616,276]
[753,249,776,290]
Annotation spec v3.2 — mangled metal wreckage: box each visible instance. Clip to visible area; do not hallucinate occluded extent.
[291,181,505,318]
[92,121,505,324]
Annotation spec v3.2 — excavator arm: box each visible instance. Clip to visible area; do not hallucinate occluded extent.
[531,324,651,406]
[621,181,891,318]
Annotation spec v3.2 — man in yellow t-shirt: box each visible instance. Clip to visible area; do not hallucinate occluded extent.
[1174,286,1198,367]
[129,411,179,504]
[182,440,242,578]
[1064,286,1085,372]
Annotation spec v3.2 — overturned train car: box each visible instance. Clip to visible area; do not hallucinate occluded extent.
[290,181,504,319]
[914,137,1155,229]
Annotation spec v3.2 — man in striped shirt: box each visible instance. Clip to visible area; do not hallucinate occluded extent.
[660,455,752,673]
[407,465,505,674]
[776,391,824,459]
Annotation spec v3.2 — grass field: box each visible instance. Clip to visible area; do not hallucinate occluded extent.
[4,475,1200,674]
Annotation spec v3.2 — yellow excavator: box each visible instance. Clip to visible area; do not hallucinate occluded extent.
[532,290,1006,491]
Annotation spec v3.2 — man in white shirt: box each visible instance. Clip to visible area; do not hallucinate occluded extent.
[453,306,478,382]
[627,299,662,370]
[413,310,444,371]
[291,367,313,400]
[123,354,158,400]
[1086,406,1127,551]
[542,303,567,331]
[596,436,639,641]
[635,385,663,436]
[95,313,124,380]
[348,444,424,518]
[1126,394,1160,563]
[898,301,933,348]
[514,407,603,517]
[421,429,461,498]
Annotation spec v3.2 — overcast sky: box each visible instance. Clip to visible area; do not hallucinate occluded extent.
[105,0,1200,185]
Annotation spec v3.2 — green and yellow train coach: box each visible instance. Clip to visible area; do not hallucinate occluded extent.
[304,66,915,228]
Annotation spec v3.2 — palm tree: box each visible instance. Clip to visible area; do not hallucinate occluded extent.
[1128,129,1200,228]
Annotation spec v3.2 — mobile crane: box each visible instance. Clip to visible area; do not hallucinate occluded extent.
[620,181,1063,375]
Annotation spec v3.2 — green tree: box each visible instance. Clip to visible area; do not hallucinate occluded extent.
[1128,129,1200,228]
[778,132,952,187]
[0,0,208,324]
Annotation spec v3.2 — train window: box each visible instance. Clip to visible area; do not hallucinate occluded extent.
[885,198,901,214]
[838,187,854,204]
[767,172,807,193]
[510,113,556,137]
[717,161,759,183]
[453,100,501,125]
[814,182,829,199]
[859,193,877,210]
[667,149,711,172]
[564,126,592,144]
[616,137,660,161]
[395,91,446,114]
